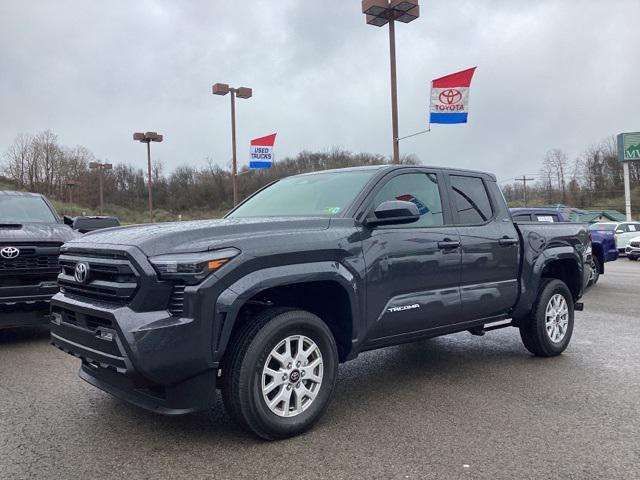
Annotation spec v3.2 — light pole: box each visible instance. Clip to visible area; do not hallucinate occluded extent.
[88,162,112,215]
[212,83,253,206]
[133,131,163,222]
[362,0,420,164]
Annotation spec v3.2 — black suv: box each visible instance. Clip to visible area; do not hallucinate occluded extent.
[51,165,590,439]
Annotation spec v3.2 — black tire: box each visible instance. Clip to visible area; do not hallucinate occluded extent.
[588,256,601,286]
[519,279,574,357]
[221,308,338,440]
[628,256,638,261]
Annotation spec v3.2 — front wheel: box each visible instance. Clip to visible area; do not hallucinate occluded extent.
[519,279,574,357]
[222,308,338,440]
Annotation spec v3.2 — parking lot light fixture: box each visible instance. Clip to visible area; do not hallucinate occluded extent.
[133,131,163,222]
[361,0,420,164]
[212,83,253,207]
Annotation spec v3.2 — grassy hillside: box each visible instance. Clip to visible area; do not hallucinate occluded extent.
[51,200,226,225]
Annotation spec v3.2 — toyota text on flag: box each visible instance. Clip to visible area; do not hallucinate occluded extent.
[250,133,277,169]
[429,67,477,124]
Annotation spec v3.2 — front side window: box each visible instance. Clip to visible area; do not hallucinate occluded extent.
[0,195,57,223]
[513,214,532,222]
[372,173,444,227]
[450,175,493,224]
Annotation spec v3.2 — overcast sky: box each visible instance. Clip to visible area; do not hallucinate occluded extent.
[1,0,638,182]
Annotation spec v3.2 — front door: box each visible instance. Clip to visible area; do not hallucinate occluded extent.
[361,170,462,342]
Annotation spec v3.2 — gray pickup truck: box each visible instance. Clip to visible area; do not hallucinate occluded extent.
[0,191,117,328]
[50,165,591,439]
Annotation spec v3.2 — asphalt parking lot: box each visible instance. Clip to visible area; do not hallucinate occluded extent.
[1,260,639,480]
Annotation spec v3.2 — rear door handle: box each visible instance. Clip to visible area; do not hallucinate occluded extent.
[437,239,461,250]
[499,237,518,246]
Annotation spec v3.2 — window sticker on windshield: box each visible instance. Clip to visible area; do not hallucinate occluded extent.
[323,207,341,215]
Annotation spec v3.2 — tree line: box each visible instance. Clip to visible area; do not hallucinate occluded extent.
[1,130,417,218]
[502,136,640,213]
[3,130,637,219]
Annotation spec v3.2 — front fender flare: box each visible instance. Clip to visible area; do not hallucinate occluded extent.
[213,261,360,363]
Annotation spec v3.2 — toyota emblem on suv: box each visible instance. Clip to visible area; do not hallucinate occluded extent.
[0,246,20,259]
[74,262,90,283]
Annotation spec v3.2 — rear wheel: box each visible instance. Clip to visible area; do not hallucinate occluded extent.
[519,279,574,357]
[588,256,600,286]
[222,308,338,440]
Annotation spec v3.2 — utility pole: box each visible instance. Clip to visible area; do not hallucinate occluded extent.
[212,83,253,207]
[362,0,420,164]
[89,162,112,215]
[514,175,535,207]
[133,132,164,222]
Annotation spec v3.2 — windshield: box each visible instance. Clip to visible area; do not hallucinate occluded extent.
[228,170,377,218]
[0,195,58,223]
[589,223,616,231]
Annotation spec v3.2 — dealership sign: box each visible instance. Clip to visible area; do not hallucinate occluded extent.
[249,133,277,169]
[617,132,640,162]
[429,67,477,124]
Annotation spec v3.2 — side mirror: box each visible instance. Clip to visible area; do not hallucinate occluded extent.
[66,216,120,233]
[615,229,624,234]
[366,200,420,227]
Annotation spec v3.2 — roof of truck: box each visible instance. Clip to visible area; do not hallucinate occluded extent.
[294,165,497,181]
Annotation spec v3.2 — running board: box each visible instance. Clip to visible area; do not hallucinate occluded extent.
[468,321,514,336]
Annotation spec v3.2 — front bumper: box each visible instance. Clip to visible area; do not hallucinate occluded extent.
[626,245,640,258]
[50,293,217,415]
[0,301,51,329]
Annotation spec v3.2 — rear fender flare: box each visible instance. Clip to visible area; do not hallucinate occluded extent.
[513,246,584,319]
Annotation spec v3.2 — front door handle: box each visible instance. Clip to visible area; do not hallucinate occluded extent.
[499,237,518,246]
[438,239,461,250]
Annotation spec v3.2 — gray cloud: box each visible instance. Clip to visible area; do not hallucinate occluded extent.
[1,0,638,181]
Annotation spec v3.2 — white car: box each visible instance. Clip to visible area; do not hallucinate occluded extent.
[590,221,640,254]
[626,235,640,261]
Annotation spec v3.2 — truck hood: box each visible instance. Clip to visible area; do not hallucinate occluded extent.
[0,222,78,244]
[68,217,332,256]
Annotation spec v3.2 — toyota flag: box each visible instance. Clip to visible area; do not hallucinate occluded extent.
[249,133,277,169]
[429,67,477,124]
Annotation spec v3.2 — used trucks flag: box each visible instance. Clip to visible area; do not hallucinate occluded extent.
[249,133,277,169]
[429,67,477,124]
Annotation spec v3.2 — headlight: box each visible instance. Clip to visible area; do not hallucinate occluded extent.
[149,248,240,284]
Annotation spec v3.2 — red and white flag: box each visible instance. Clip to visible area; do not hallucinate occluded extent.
[429,67,477,124]
[250,133,277,169]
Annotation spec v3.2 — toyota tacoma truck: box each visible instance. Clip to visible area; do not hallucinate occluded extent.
[50,165,591,439]
[0,190,118,329]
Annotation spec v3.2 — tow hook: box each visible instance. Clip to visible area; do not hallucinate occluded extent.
[574,302,584,311]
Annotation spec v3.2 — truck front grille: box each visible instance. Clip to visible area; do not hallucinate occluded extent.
[0,242,61,277]
[58,249,139,304]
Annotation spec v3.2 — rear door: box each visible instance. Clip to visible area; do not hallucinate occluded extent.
[361,169,462,341]
[447,174,520,322]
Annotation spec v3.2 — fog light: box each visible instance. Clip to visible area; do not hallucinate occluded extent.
[51,312,62,325]
[97,330,114,341]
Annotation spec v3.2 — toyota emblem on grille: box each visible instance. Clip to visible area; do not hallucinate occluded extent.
[0,246,20,259]
[74,262,90,283]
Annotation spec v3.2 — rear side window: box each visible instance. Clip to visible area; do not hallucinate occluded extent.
[450,175,493,224]
[628,224,639,232]
[372,173,444,227]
